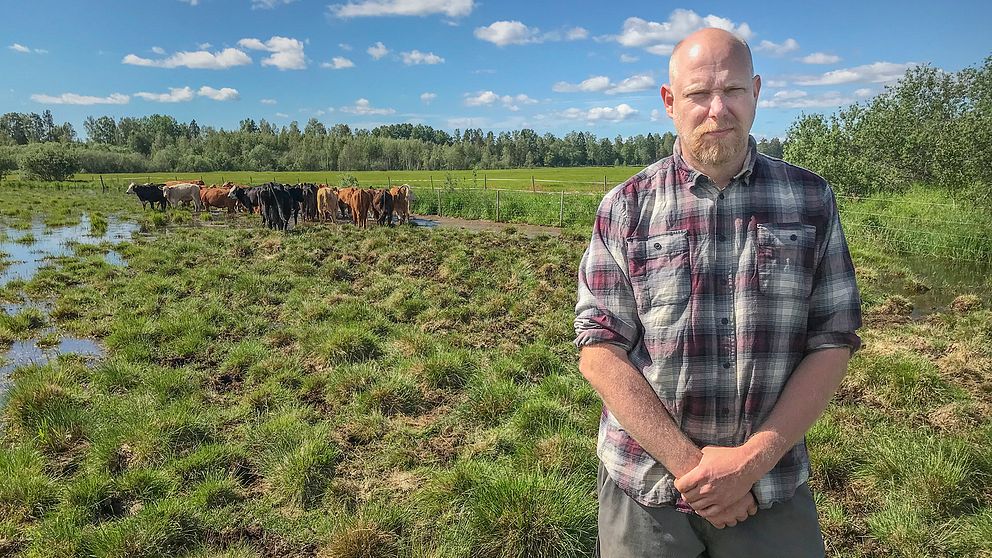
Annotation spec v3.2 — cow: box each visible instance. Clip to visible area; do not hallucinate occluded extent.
[126,182,167,211]
[316,186,339,223]
[163,183,203,211]
[389,184,413,224]
[165,179,205,187]
[371,188,394,227]
[300,183,319,222]
[201,185,238,213]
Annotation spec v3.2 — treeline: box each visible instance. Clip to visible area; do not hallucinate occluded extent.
[784,55,992,197]
[0,110,784,176]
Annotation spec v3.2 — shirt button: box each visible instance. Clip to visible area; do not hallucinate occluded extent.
[718,193,725,200]
[790,234,798,241]
[718,234,727,242]
[721,318,729,325]
[653,242,662,250]
[723,362,731,369]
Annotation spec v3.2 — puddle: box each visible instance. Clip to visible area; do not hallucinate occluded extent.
[0,336,104,377]
[105,250,126,267]
[894,253,992,318]
[0,214,139,286]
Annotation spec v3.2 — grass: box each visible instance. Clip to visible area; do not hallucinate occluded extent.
[0,177,990,556]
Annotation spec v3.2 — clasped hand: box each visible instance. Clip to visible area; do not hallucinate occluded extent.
[674,445,761,528]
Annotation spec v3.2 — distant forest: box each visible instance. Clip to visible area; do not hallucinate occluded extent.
[0,110,784,174]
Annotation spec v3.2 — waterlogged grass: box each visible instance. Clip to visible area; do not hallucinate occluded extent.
[0,181,989,557]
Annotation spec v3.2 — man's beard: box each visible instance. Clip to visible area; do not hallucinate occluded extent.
[688,121,747,167]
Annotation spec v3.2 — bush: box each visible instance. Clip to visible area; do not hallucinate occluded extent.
[0,148,16,181]
[18,143,80,181]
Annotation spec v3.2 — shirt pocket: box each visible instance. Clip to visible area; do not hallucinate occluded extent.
[757,223,817,298]
[627,230,691,311]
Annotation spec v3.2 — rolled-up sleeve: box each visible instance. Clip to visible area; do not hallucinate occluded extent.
[805,186,863,354]
[574,190,641,352]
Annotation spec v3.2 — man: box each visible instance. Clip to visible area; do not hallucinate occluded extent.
[574,27,862,557]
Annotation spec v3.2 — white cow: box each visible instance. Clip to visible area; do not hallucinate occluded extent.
[164,183,204,211]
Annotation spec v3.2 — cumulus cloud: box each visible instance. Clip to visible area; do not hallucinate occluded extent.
[367,41,389,60]
[764,79,788,88]
[758,89,854,109]
[275,112,289,118]
[800,52,841,65]
[610,10,752,55]
[151,46,166,55]
[340,98,396,115]
[122,47,252,69]
[339,43,352,50]
[753,38,799,56]
[620,53,639,63]
[553,74,655,95]
[650,108,663,121]
[260,98,277,104]
[401,50,444,65]
[134,86,195,102]
[31,92,130,105]
[251,0,296,8]
[198,86,240,101]
[329,0,474,18]
[421,92,437,103]
[9,43,47,54]
[178,0,199,5]
[238,36,306,70]
[464,91,537,111]
[474,20,589,46]
[854,88,873,97]
[794,61,917,86]
[562,103,638,122]
[322,56,355,69]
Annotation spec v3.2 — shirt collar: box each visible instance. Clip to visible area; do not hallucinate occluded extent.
[673,135,758,188]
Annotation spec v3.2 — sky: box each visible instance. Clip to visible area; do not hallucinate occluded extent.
[3,0,990,141]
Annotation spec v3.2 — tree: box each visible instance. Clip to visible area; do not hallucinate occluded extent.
[18,143,80,181]
[0,148,17,181]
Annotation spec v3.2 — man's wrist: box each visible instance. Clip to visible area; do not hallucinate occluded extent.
[739,433,787,481]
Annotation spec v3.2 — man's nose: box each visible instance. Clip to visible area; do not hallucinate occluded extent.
[708,93,729,118]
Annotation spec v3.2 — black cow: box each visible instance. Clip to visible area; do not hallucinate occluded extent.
[372,189,394,227]
[300,183,319,222]
[126,182,167,211]
[228,185,262,224]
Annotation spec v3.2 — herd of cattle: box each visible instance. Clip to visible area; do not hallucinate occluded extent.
[126,180,414,230]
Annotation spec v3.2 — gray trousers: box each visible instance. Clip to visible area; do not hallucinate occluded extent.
[596,462,826,558]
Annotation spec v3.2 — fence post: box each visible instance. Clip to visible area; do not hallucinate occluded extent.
[430,175,434,189]
[532,176,535,192]
[436,188,442,217]
[559,190,565,227]
[100,175,106,193]
[484,174,487,190]
[387,176,391,188]
[496,189,500,222]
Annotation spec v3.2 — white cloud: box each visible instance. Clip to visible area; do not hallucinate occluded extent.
[464,91,537,111]
[552,73,655,95]
[340,98,396,115]
[322,56,355,69]
[754,38,800,56]
[237,36,306,70]
[620,53,639,63]
[611,10,752,55]
[178,0,199,5]
[329,0,473,18]
[122,48,252,69]
[650,108,663,121]
[31,92,129,105]
[275,112,289,118]
[134,86,195,103]
[764,79,788,88]
[420,92,437,103]
[566,27,589,40]
[367,41,389,60]
[795,61,917,86]
[562,103,638,122]
[198,86,240,101]
[339,43,353,51]
[447,116,490,128]
[553,76,612,93]
[9,43,46,54]
[758,90,854,109]
[607,74,655,94]
[260,98,277,104]
[251,0,296,8]
[854,88,873,97]
[198,42,212,49]
[401,50,444,65]
[800,52,841,65]
[474,20,590,46]
[151,46,166,55]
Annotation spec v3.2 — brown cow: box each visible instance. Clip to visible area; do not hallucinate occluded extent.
[338,187,371,228]
[201,185,238,213]
[316,186,339,223]
[389,184,412,224]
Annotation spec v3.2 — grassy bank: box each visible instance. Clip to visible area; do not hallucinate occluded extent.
[0,182,990,557]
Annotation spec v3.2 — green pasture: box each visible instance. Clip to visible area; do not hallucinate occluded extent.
[0,180,990,557]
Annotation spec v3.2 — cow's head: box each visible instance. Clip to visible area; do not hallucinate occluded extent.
[126,182,136,194]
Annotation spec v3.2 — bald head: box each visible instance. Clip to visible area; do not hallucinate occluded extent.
[669,28,753,83]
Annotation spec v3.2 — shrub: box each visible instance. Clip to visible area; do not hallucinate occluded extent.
[18,143,80,181]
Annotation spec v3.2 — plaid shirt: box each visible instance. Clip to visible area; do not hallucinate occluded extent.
[574,136,862,510]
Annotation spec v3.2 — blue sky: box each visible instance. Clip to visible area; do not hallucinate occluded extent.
[3,0,990,141]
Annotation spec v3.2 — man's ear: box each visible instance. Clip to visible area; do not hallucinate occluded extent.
[752,74,762,102]
[661,84,675,118]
